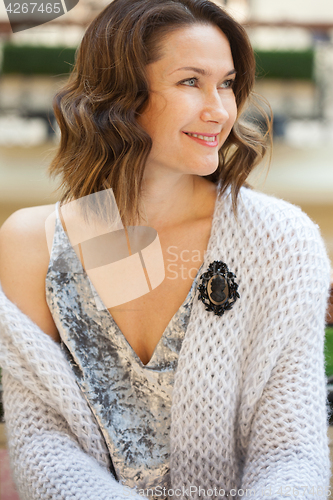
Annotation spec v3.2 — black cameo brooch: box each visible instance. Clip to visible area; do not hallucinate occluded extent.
[198,260,240,316]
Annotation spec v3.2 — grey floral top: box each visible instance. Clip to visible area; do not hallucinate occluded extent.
[45,202,203,499]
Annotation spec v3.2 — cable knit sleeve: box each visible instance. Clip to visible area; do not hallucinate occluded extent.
[2,371,144,500]
[0,287,145,500]
[239,204,332,499]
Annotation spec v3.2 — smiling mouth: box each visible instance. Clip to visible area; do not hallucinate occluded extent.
[184,132,218,142]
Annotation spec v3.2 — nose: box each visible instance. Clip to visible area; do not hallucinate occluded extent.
[200,89,231,124]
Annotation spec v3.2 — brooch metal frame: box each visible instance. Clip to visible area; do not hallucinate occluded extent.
[197,260,240,316]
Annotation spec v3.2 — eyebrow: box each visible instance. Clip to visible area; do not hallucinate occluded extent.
[170,67,237,77]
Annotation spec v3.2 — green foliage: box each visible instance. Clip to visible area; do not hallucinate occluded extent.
[325,327,333,378]
[0,367,2,422]
[0,44,315,80]
[1,44,76,75]
[255,49,315,81]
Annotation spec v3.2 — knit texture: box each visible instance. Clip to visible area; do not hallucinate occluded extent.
[0,295,143,500]
[0,186,331,500]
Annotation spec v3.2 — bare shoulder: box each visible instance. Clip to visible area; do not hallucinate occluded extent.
[0,204,61,343]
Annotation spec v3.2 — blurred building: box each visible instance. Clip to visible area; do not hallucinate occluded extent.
[244,0,333,145]
[0,0,332,146]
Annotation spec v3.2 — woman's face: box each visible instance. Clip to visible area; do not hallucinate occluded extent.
[137,23,238,179]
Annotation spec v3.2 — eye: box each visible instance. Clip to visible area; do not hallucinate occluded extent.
[221,79,236,89]
[180,77,199,87]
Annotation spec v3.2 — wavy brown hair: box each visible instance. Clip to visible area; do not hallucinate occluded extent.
[49,0,272,225]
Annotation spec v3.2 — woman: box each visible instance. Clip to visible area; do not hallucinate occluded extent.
[0,0,331,499]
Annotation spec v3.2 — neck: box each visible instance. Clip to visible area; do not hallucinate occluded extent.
[138,172,200,229]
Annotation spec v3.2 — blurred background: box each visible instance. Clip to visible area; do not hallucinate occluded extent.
[0,0,332,258]
[0,0,332,497]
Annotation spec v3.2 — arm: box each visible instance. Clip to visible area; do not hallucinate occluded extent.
[0,205,61,342]
[2,370,142,500]
[240,216,332,499]
[0,208,145,500]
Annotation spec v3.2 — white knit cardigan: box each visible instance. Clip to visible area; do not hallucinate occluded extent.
[0,187,332,500]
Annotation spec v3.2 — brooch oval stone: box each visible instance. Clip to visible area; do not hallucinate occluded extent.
[198,260,240,316]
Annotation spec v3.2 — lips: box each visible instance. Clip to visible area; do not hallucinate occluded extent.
[183,131,219,147]
[184,132,219,141]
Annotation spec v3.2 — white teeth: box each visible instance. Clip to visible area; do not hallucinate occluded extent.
[186,133,216,142]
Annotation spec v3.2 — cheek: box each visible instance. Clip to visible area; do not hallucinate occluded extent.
[136,94,163,132]
[227,96,238,126]
[142,100,176,139]
[137,110,152,137]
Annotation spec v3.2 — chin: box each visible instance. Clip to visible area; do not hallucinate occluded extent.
[192,160,219,177]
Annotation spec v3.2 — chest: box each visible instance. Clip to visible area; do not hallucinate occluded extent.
[107,217,212,365]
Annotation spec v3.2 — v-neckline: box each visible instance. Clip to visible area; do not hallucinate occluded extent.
[53,190,220,368]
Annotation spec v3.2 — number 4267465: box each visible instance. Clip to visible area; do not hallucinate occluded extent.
[6,3,61,14]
